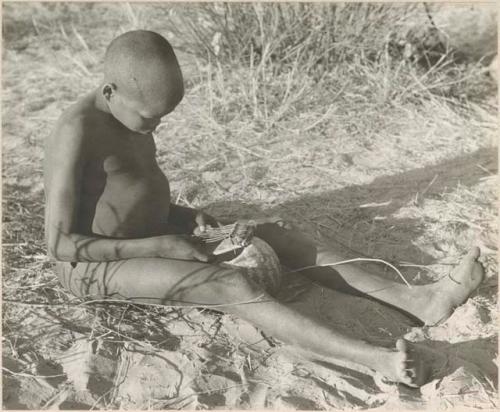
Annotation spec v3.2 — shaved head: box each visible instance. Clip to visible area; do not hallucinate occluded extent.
[104,30,184,115]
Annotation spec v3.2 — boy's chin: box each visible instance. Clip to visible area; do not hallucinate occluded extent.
[116,119,154,135]
[127,125,154,135]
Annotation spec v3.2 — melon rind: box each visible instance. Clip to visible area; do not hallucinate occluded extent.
[221,237,282,295]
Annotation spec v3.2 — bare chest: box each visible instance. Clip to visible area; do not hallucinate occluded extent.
[85,132,163,186]
[104,133,157,174]
[81,132,171,237]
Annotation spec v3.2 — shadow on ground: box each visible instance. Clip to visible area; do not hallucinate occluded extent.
[204,146,498,403]
[207,147,497,277]
[2,147,496,410]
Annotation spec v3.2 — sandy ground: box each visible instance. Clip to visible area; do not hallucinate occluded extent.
[2,3,498,410]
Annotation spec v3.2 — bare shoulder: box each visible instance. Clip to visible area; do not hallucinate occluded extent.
[50,94,98,145]
[44,93,101,182]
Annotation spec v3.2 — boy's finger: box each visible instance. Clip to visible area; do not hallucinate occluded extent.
[195,211,206,225]
[193,226,205,236]
[194,212,209,233]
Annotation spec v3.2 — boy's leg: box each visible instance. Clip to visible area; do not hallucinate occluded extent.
[255,223,484,325]
[55,258,426,386]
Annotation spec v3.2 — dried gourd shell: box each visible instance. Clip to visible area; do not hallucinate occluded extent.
[220,237,282,295]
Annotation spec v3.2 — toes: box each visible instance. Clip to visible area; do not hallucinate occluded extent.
[472,261,485,284]
[400,370,418,388]
[399,365,423,388]
[396,338,407,353]
[395,340,424,388]
[466,247,481,261]
[402,378,419,388]
[451,247,484,290]
[405,368,416,378]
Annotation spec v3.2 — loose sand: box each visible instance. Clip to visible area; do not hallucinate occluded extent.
[2,3,497,410]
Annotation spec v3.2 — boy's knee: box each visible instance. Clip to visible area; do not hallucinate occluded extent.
[255,222,317,268]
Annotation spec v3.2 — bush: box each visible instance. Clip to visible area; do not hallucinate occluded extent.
[164,2,495,128]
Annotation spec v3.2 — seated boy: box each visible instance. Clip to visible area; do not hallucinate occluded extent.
[44,30,484,388]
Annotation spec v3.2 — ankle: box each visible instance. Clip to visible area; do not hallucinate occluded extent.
[409,284,437,318]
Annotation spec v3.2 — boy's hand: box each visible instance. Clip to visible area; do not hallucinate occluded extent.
[193,211,218,235]
[156,235,212,262]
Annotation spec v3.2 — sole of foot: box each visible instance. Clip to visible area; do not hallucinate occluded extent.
[394,338,431,388]
[377,339,431,388]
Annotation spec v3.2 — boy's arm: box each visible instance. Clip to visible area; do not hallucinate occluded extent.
[45,120,209,263]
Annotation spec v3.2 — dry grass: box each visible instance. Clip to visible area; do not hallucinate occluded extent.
[2,2,497,409]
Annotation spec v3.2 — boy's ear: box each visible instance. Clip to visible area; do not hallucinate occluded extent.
[102,83,117,101]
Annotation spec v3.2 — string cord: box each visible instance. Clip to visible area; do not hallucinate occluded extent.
[195,223,413,289]
[286,258,412,289]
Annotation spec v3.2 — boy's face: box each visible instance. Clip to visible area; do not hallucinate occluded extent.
[105,87,177,135]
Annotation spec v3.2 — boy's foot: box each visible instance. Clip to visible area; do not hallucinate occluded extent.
[419,247,484,325]
[377,339,431,387]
